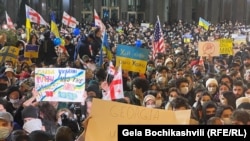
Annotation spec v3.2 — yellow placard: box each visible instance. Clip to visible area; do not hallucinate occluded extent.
[85,98,191,141]
[220,39,233,55]
[116,56,147,74]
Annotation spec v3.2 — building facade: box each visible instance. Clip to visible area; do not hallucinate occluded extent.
[4,0,250,26]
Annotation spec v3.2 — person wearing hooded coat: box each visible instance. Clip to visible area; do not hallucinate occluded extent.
[37,30,57,66]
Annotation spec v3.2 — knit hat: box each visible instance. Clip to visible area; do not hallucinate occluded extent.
[143,94,155,106]
[22,105,39,119]
[206,78,218,87]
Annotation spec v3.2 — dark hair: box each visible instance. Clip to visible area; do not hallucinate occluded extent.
[132,77,149,93]
[231,109,250,125]
[222,91,236,109]
[175,77,189,88]
[215,105,234,118]
[6,86,22,101]
[170,96,190,110]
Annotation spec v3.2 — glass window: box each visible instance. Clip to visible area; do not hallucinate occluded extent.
[103,0,117,7]
[83,0,92,11]
[128,0,142,11]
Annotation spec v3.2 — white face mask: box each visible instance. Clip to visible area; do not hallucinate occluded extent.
[0,127,11,140]
[180,87,189,95]
[9,98,19,104]
[169,97,175,102]
[222,118,232,125]
[146,104,156,108]
[23,119,43,133]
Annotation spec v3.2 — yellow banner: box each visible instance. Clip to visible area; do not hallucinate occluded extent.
[220,39,233,55]
[0,46,19,65]
[85,98,191,141]
[116,56,147,74]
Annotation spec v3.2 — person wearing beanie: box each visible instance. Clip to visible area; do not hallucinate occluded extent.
[143,94,156,108]
[205,78,219,101]
[86,84,101,98]
[21,106,44,134]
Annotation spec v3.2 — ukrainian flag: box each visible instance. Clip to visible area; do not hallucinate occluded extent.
[102,31,113,60]
[198,17,210,30]
[25,5,31,42]
[51,12,60,38]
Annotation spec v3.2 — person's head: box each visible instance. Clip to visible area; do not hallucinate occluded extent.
[170,96,191,111]
[219,91,236,109]
[244,82,250,98]
[232,80,245,99]
[86,84,101,98]
[132,77,150,98]
[175,77,189,95]
[168,87,179,102]
[21,106,43,134]
[4,67,15,78]
[207,117,223,125]
[230,109,250,125]
[6,86,22,105]
[55,126,74,141]
[218,82,231,96]
[143,94,156,108]
[205,78,218,95]
[199,91,212,106]
[0,112,13,140]
[215,105,234,124]
[11,130,30,141]
[202,101,217,123]
[0,74,9,94]
[29,130,52,141]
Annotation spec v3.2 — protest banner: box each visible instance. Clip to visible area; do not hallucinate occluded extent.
[0,46,19,65]
[24,44,39,58]
[198,41,220,56]
[35,68,86,102]
[85,98,191,141]
[219,39,233,55]
[116,44,150,73]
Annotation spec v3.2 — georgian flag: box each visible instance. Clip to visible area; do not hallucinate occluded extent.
[26,5,48,26]
[107,61,116,75]
[5,11,15,30]
[102,64,124,100]
[94,9,106,34]
[62,11,78,28]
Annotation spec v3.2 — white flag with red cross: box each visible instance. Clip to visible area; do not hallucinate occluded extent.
[94,9,106,34]
[25,5,48,26]
[5,11,15,30]
[62,11,79,28]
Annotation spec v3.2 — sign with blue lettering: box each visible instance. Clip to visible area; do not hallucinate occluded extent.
[35,68,86,102]
[116,44,150,73]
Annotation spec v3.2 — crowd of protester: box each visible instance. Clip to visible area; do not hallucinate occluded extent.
[0,18,250,141]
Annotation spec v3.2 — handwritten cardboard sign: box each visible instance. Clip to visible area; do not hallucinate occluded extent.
[198,41,220,56]
[35,68,86,102]
[85,99,191,141]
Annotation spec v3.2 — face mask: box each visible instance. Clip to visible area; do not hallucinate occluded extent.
[9,98,19,104]
[208,87,217,94]
[146,104,156,108]
[244,63,250,67]
[23,119,43,133]
[157,76,167,84]
[206,114,215,121]
[156,63,162,67]
[180,87,189,95]
[222,118,232,125]
[0,84,8,91]
[147,66,154,72]
[167,64,173,69]
[0,127,11,140]
[200,101,204,106]
[169,97,175,102]
[57,118,62,126]
[127,81,132,88]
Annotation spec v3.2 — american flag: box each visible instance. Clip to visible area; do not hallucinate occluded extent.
[152,16,165,60]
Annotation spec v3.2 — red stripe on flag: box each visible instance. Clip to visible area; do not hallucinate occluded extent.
[110,79,122,100]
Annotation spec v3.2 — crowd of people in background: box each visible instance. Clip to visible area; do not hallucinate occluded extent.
[0,18,250,141]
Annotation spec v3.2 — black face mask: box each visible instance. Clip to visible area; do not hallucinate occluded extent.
[205,114,215,122]
[0,84,8,91]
